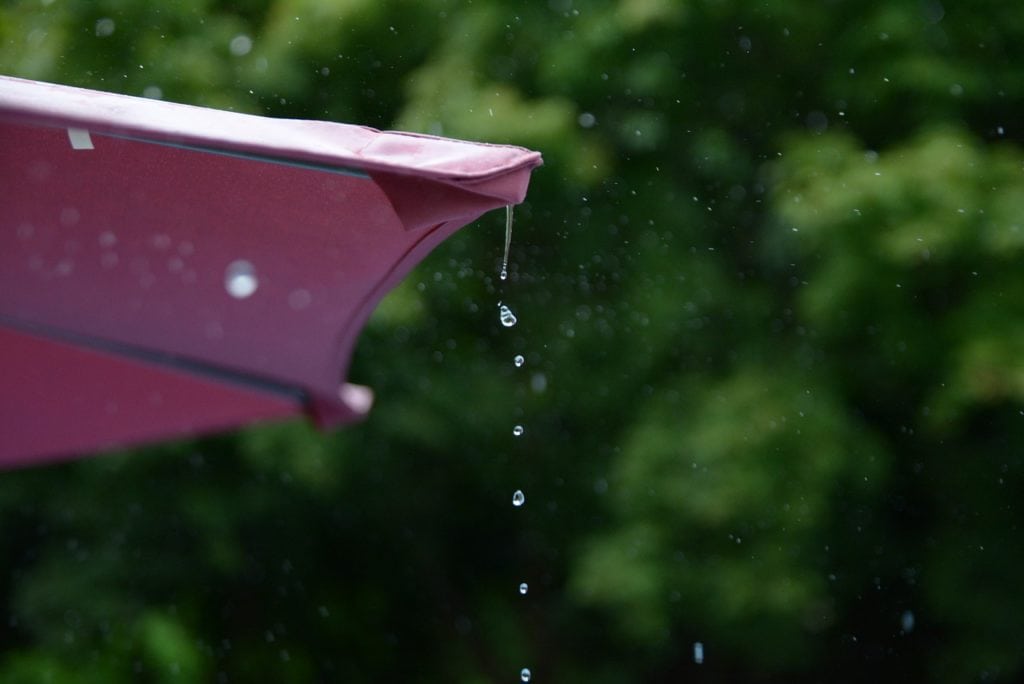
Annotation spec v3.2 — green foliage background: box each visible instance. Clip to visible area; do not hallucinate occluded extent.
[3,0,1024,681]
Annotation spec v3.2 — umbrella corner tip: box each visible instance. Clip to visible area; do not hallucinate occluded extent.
[306,383,374,429]
[339,383,374,416]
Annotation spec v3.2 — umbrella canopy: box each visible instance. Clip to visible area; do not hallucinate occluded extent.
[0,75,542,468]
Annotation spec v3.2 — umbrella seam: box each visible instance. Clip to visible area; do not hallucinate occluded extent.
[0,315,307,405]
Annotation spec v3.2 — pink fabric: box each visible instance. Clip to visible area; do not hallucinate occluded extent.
[0,76,542,467]
[0,326,299,464]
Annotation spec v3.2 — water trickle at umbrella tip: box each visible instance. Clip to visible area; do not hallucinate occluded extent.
[500,204,513,281]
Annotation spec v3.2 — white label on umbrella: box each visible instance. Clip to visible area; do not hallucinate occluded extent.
[67,128,94,150]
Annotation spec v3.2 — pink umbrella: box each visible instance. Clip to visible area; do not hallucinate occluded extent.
[0,75,542,468]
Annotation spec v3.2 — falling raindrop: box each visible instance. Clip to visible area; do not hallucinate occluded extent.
[94,18,115,37]
[901,610,915,633]
[520,668,531,682]
[512,490,525,507]
[513,425,524,437]
[500,204,513,280]
[519,582,528,595]
[693,641,704,664]
[225,259,258,299]
[229,34,253,56]
[499,303,518,328]
[514,354,525,368]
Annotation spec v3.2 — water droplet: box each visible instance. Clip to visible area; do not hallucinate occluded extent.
[94,17,115,37]
[513,425,524,437]
[500,267,508,281]
[288,288,312,310]
[514,354,525,367]
[225,260,258,299]
[520,668,531,682]
[60,207,80,226]
[519,582,528,595]
[512,490,525,507]
[901,610,915,633]
[499,304,518,328]
[693,641,704,664]
[230,34,253,56]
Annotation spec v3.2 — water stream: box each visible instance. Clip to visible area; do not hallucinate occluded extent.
[499,204,531,680]
[500,204,513,281]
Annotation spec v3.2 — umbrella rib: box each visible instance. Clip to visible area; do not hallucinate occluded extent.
[0,314,307,404]
[102,131,371,178]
